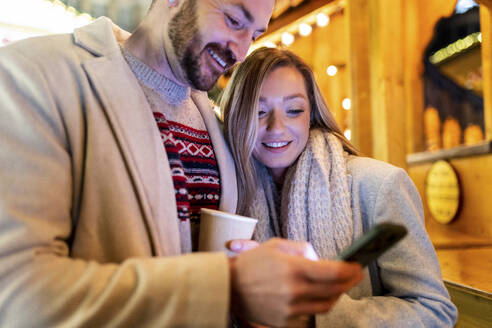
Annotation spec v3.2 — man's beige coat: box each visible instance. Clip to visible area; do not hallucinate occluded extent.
[0,18,237,327]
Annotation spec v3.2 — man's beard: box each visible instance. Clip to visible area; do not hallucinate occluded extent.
[168,0,235,91]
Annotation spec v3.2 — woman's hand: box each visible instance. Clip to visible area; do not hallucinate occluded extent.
[228,239,319,260]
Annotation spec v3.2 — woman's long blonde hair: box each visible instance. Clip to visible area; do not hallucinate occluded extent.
[221,47,359,215]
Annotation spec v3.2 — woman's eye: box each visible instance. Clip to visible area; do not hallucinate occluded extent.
[258,110,266,118]
[288,109,304,115]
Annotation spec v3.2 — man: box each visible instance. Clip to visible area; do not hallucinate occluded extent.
[0,0,362,326]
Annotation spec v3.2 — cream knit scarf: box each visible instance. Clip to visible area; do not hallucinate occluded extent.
[250,129,353,259]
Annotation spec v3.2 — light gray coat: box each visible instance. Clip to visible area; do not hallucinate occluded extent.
[317,156,457,327]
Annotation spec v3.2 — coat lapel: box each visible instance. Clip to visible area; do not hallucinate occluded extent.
[78,24,181,256]
[191,92,238,213]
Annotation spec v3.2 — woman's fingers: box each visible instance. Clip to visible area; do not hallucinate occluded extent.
[228,239,260,253]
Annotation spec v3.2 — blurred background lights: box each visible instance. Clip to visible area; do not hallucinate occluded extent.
[344,129,352,140]
[342,98,351,110]
[281,32,294,46]
[0,0,93,35]
[455,0,478,14]
[213,105,221,117]
[327,65,338,76]
[299,23,312,37]
[429,32,481,64]
[316,13,329,27]
[264,40,277,48]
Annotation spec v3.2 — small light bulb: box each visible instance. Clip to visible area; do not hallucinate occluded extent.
[213,105,221,117]
[316,13,329,27]
[299,23,312,37]
[281,32,294,46]
[327,65,338,76]
[344,129,352,140]
[342,98,351,110]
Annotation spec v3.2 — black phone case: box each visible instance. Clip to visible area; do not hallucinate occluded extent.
[336,223,408,267]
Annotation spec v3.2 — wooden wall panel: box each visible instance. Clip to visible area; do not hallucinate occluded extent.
[288,11,350,131]
[347,0,372,156]
[408,155,492,248]
[368,0,407,168]
[480,5,492,140]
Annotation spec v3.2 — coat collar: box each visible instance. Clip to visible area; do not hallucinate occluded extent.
[77,18,182,255]
[74,17,120,57]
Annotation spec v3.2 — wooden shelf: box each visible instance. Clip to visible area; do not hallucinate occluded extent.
[407,140,492,165]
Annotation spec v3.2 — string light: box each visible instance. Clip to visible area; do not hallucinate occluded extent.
[299,23,312,37]
[316,13,329,27]
[213,105,221,118]
[344,129,352,140]
[281,32,294,46]
[342,98,351,110]
[429,32,481,64]
[249,1,342,53]
[327,65,338,76]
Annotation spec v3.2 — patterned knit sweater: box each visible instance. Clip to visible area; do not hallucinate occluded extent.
[122,48,220,252]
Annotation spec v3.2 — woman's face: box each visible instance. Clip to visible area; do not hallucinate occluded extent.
[253,66,311,180]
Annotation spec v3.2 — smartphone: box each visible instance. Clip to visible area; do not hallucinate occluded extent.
[336,223,407,267]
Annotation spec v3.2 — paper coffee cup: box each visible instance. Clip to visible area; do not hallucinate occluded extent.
[198,208,258,256]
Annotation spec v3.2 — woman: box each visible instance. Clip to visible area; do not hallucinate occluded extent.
[221,47,457,327]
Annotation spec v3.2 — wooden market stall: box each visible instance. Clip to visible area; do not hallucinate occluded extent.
[253,0,492,326]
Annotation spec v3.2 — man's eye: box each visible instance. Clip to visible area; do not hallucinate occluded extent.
[225,14,242,29]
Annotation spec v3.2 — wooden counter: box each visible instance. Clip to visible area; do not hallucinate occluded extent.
[436,247,492,327]
[437,247,492,292]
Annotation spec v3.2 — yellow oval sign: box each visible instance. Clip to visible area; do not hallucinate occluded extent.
[425,160,460,224]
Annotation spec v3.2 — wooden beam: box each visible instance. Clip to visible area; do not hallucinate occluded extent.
[259,0,337,39]
[403,0,424,154]
[369,0,407,168]
[478,0,492,8]
[346,0,373,156]
[480,5,492,140]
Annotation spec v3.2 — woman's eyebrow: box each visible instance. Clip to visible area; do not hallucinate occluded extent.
[283,93,308,101]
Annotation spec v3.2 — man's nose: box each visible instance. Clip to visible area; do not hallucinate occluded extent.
[227,31,253,63]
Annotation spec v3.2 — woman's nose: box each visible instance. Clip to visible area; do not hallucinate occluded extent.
[267,111,285,132]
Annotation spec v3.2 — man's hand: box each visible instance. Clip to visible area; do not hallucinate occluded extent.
[229,238,363,327]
